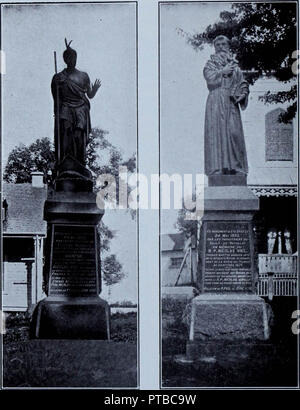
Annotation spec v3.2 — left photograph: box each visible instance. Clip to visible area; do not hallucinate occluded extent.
[1,2,138,388]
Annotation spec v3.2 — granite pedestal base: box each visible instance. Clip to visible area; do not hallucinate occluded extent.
[208,174,247,186]
[189,294,270,342]
[30,296,110,339]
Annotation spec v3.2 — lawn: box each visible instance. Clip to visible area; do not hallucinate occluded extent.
[162,297,299,388]
[3,312,138,388]
[162,339,298,387]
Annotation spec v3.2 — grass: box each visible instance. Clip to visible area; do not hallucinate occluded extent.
[3,311,137,388]
[162,297,299,387]
[162,339,298,387]
[110,312,137,343]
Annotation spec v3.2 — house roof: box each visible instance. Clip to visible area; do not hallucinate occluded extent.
[2,183,47,235]
[161,233,196,252]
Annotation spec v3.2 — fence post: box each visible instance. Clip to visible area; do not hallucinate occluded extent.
[267,271,274,301]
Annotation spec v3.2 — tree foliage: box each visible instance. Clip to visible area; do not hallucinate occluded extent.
[175,207,198,239]
[102,254,125,287]
[86,128,136,180]
[3,138,55,184]
[4,128,136,186]
[4,128,136,288]
[87,128,136,208]
[174,193,200,240]
[180,2,297,122]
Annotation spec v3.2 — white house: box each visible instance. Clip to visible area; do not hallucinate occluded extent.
[2,172,47,311]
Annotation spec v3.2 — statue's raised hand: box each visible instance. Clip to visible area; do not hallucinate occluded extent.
[88,79,101,98]
[222,63,234,76]
[92,79,101,93]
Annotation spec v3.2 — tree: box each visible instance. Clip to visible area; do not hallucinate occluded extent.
[4,129,136,186]
[175,196,199,240]
[102,254,125,298]
[179,2,297,122]
[87,128,136,208]
[4,128,136,288]
[3,138,55,184]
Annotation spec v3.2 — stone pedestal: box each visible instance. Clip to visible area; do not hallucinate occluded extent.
[188,179,271,358]
[30,190,110,339]
[30,296,110,339]
[189,294,270,342]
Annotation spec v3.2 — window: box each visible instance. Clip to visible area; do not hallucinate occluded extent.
[3,237,34,262]
[170,257,183,268]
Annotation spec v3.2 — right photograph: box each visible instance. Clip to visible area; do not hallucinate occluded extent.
[160,1,298,388]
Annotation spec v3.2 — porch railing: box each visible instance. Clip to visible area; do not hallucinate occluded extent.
[257,254,298,298]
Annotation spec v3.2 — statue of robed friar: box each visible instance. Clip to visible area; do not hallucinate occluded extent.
[203,35,249,176]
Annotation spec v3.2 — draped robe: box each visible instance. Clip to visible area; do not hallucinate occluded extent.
[51,69,91,164]
[203,53,249,175]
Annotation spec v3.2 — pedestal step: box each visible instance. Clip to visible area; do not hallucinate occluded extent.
[30,296,110,339]
[189,294,272,342]
[208,174,247,186]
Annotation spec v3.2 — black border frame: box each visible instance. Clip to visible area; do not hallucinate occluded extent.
[158,0,300,390]
[0,0,139,390]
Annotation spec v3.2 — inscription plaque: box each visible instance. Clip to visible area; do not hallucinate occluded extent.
[203,222,254,293]
[49,225,98,297]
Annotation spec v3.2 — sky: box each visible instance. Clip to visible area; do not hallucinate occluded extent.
[1,3,137,302]
[160,2,232,176]
[160,2,231,234]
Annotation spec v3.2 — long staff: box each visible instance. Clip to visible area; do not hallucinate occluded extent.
[54,51,60,164]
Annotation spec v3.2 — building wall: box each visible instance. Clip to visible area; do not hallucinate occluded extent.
[2,236,45,311]
[161,248,197,286]
[244,78,297,185]
[2,262,30,310]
